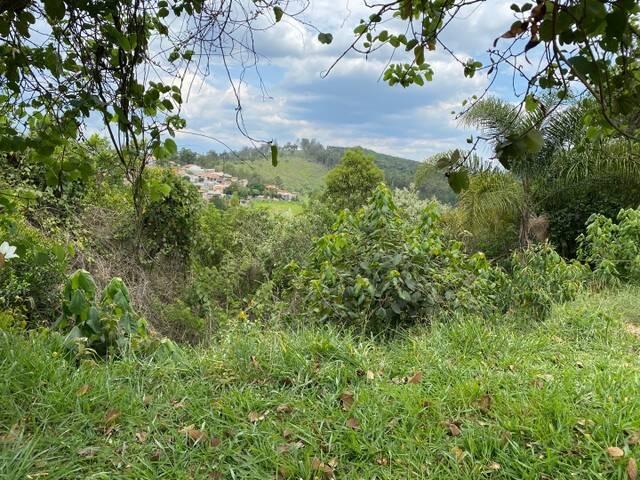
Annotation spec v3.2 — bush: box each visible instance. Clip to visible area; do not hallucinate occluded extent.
[55,269,148,357]
[0,218,68,325]
[501,243,587,317]
[577,207,640,286]
[295,185,499,330]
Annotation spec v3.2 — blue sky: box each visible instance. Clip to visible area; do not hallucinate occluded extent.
[173,0,520,161]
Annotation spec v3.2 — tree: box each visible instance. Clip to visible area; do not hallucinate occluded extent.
[335,0,640,140]
[324,149,384,211]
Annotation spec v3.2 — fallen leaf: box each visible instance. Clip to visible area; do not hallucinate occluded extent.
[210,437,221,448]
[339,391,354,410]
[346,417,360,429]
[486,461,501,472]
[276,404,293,414]
[452,446,465,463]
[103,409,121,426]
[248,411,268,423]
[143,394,153,406]
[443,420,461,437]
[376,456,389,465]
[78,446,99,457]
[629,432,640,445]
[76,384,91,396]
[629,458,638,480]
[179,425,207,445]
[608,446,625,459]
[282,428,294,439]
[477,394,492,413]
[311,457,335,478]
[171,399,186,409]
[366,370,375,380]
[150,449,162,461]
[276,441,304,454]
[0,423,20,443]
[407,371,423,384]
[135,431,148,443]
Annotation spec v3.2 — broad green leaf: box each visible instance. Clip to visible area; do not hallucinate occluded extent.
[274,6,284,22]
[448,169,470,193]
[271,144,278,167]
[44,0,66,21]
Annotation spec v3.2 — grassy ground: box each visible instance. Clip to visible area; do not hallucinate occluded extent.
[250,199,306,215]
[3,289,640,479]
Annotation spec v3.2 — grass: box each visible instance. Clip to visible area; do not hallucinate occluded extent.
[3,288,640,478]
[251,199,306,215]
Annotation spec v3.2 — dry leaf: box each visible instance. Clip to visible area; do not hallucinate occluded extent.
[486,462,501,472]
[443,420,461,437]
[179,425,207,445]
[135,431,148,443]
[171,399,186,409]
[452,446,465,463]
[150,449,162,461]
[346,417,360,429]
[339,391,354,411]
[477,394,492,413]
[311,457,335,478]
[248,411,268,423]
[143,394,153,406]
[276,404,293,414]
[629,432,640,445]
[78,446,99,457]
[608,446,625,459]
[366,370,375,380]
[210,437,221,448]
[282,428,294,439]
[407,371,423,384]
[76,384,91,396]
[376,456,389,465]
[629,458,638,480]
[276,441,304,454]
[103,409,121,426]
[0,423,20,443]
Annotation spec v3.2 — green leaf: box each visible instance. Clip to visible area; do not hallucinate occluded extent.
[271,144,278,167]
[274,6,284,22]
[318,32,334,45]
[524,95,538,112]
[414,45,425,66]
[164,138,177,155]
[448,170,470,193]
[44,0,65,21]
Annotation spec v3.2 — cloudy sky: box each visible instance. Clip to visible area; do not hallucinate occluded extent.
[173,0,520,161]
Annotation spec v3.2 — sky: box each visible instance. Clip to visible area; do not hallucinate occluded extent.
[172,0,520,161]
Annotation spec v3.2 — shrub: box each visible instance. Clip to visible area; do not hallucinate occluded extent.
[55,269,148,357]
[295,185,499,330]
[502,243,587,317]
[577,207,640,286]
[0,218,68,325]
[324,149,384,211]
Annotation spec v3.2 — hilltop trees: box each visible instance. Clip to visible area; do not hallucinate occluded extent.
[324,149,384,211]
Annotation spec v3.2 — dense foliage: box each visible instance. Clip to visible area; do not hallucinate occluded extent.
[324,149,384,211]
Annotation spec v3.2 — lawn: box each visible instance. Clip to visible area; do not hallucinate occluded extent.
[2,289,640,479]
[251,199,306,216]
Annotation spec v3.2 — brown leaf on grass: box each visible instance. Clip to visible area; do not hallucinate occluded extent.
[250,355,260,368]
[179,425,207,445]
[142,394,153,407]
[346,417,360,429]
[0,423,20,443]
[150,449,162,461]
[276,441,304,454]
[76,384,91,396]
[366,370,375,380]
[78,446,99,457]
[171,399,186,409]
[311,457,335,478]
[407,371,423,384]
[629,458,638,480]
[103,409,121,426]
[282,428,294,439]
[477,394,492,413]
[629,432,640,446]
[339,391,354,411]
[375,456,389,466]
[608,446,625,459]
[210,437,222,448]
[248,411,268,423]
[486,462,501,472]
[276,404,293,414]
[443,420,461,437]
[452,446,465,463]
[135,431,148,443]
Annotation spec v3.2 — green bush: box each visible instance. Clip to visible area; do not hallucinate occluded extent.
[55,269,148,357]
[577,207,640,286]
[502,243,587,317]
[295,185,499,330]
[0,219,69,325]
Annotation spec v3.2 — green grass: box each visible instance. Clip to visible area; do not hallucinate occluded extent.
[251,199,305,215]
[3,289,640,478]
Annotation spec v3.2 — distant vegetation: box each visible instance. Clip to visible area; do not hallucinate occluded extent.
[168,139,456,203]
